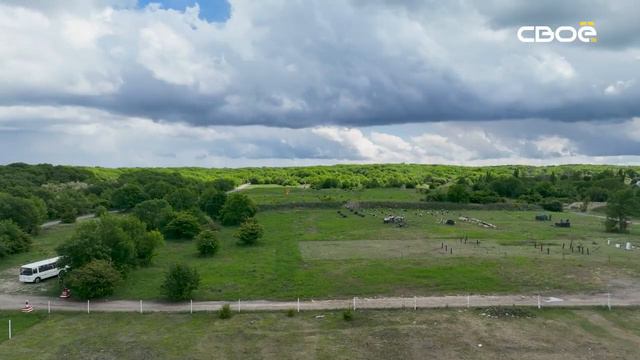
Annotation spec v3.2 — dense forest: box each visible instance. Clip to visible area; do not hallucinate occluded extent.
[1,163,640,239]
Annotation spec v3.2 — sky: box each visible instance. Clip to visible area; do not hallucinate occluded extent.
[0,0,639,167]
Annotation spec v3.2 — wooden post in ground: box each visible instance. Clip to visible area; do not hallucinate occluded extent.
[297,298,300,312]
[353,297,356,311]
[238,299,241,313]
[8,320,11,340]
[48,300,51,314]
[140,300,143,314]
[608,293,611,311]
[190,299,193,314]
[87,300,90,314]
[414,296,417,310]
[537,295,541,309]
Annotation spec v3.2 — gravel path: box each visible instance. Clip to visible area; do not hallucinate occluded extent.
[1,292,637,313]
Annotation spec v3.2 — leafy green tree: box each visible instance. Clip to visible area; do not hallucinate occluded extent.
[144,181,175,199]
[161,264,200,301]
[200,189,227,219]
[235,218,264,246]
[111,184,146,210]
[57,215,161,270]
[66,260,121,300]
[59,203,78,223]
[0,193,46,234]
[447,184,470,203]
[94,205,108,217]
[132,199,174,231]
[0,220,32,257]
[164,211,201,239]
[164,188,198,211]
[210,178,236,192]
[541,200,563,212]
[135,230,164,266]
[605,189,638,233]
[220,193,257,226]
[196,230,219,256]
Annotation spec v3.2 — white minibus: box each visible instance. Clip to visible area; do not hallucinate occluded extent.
[19,256,62,283]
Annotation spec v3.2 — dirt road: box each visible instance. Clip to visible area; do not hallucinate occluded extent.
[1,292,637,313]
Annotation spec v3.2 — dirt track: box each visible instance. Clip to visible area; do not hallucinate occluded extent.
[1,292,638,313]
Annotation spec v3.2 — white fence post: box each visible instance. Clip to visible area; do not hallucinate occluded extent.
[190,299,193,314]
[297,298,300,313]
[140,300,143,314]
[8,320,11,340]
[537,295,541,309]
[48,300,51,314]
[607,293,611,311]
[87,300,90,314]
[467,295,470,308]
[238,299,241,313]
[353,297,356,311]
[414,296,417,310]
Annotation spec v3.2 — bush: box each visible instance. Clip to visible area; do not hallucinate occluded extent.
[132,199,174,231]
[0,219,32,257]
[66,260,121,300]
[343,309,353,321]
[235,218,264,246]
[135,230,164,266]
[94,205,108,217]
[59,205,78,224]
[286,308,296,317]
[111,184,146,210]
[164,212,202,239]
[541,200,563,212]
[195,230,219,257]
[200,189,227,219]
[218,304,232,319]
[220,193,257,226]
[161,264,200,301]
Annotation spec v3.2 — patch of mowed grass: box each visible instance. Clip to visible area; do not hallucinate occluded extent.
[111,208,637,300]
[3,309,640,359]
[0,312,48,344]
[8,204,639,301]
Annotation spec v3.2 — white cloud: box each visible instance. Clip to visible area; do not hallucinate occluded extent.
[604,79,635,95]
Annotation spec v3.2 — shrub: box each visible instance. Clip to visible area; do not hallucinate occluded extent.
[164,212,201,239]
[161,264,200,301]
[132,199,174,231]
[0,219,32,257]
[200,189,227,219]
[66,260,121,300]
[111,184,146,210]
[94,205,108,217]
[59,205,78,223]
[343,309,353,321]
[196,230,219,257]
[135,230,165,266]
[218,304,232,319]
[220,193,257,226]
[541,200,563,212]
[235,218,264,246]
[286,308,296,317]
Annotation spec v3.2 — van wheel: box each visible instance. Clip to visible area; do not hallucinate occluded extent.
[34,277,41,284]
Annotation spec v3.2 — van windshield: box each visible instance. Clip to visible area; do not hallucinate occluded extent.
[20,268,33,276]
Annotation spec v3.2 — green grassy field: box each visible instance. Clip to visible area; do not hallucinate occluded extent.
[7,206,638,301]
[1,308,640,359]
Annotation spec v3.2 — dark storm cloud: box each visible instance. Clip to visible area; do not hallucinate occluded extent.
[0,0,638,129]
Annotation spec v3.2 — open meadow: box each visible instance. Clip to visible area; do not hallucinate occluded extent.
[2,308,640,359]
[4,185,639,301]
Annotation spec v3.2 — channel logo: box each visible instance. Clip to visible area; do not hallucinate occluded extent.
[517,22,597,43]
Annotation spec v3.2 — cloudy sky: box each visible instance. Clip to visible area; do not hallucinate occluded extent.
[1,0,639,167]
